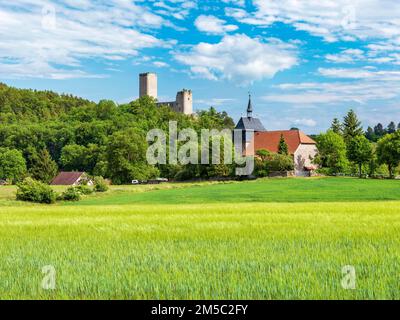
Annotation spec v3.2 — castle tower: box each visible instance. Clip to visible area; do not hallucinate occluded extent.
[139,72,158,99]
[175,89,193,115]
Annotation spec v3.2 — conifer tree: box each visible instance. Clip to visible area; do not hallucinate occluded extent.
[330,118,342,135]
[29,149,58,184]
[374,123,385,139]
[278,134,289,155]
[343,109,363,141]
[387,121,396,134]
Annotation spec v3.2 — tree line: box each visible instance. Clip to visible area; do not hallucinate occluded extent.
[1,83,399,183]
[316,110,400,178]
[0,83,235,185]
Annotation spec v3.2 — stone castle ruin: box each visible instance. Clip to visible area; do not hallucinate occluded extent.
[139,73,193,115]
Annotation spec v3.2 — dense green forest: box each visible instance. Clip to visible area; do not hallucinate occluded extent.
[0,83,235,184]
[1,83,399,185]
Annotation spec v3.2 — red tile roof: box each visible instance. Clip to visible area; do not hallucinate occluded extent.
[51,172,85,185]
[249,130,316,155]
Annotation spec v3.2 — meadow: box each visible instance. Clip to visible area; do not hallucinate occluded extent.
[0,177,399,299]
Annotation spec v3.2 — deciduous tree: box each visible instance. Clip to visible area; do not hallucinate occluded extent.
[0,147,27,183]
[376,131,400,178]
[315,131,348,174]
[346,135,373,177]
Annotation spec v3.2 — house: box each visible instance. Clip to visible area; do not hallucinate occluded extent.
[249,130,318,176]
[51,172,93,186]
[235,95,318,177]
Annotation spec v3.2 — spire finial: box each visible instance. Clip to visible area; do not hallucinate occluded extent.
[247,91,253,118]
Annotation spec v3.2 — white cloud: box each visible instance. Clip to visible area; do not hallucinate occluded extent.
[325,49,365,63]
[195,15,238,34]
[325,45,400,66]
[263,67,400,105]
[0,0,170,79]
[318,68,375,79]
[227,0,400,45]
[318,67,400,80]
[196,98,237,106]
[221,0,246,7]
[153,0,197,21]
[153,61,169,68]
[174,34,298,85]
[293,118,317,127]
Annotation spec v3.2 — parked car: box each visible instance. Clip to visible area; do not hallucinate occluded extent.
[0,179,7,185]
[131,180,139,185]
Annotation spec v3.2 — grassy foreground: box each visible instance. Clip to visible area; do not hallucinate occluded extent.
[0,178,399,299]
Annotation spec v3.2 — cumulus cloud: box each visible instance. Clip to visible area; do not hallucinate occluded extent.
[0,0,169,79]
[174,34,298,85]
[195,15,238,34]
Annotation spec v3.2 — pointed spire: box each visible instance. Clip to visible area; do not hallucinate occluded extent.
[247,92,253,118]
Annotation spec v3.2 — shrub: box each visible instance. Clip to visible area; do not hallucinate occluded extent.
[60,187,81,201]
[174,168,195,181]
[254,158,268,177]
[265,153,294,172]
[75,185,94,195]
[94,176,109,192]
[16,178,56,204]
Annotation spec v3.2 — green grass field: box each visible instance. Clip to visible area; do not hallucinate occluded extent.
[0,177,399,299]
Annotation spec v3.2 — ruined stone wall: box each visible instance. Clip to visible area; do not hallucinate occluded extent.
[175,89,193,115]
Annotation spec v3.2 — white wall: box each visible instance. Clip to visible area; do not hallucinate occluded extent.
[294,144,318,176]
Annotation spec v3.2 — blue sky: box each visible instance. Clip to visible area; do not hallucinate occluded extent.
[1,0,400,133]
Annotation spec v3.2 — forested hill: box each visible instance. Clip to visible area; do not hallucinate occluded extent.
[0,83,92,122]
[0,83,235,184]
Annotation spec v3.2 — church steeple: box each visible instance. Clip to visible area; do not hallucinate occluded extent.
[247,93,253,118]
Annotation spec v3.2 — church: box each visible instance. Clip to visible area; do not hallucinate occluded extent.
[235,95,318,177]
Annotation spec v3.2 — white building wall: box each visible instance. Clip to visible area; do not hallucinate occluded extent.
[293,144,318,176]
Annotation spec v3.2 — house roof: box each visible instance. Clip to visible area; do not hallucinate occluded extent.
[51,172,85,185]
[235,117,266,131]
[250,130,316,155]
